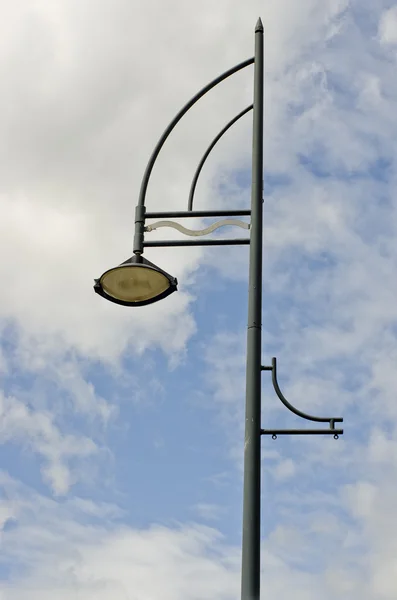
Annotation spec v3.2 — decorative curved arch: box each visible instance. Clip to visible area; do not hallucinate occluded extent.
[137,57,254,209]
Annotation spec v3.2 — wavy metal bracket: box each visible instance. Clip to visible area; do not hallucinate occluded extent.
[261,357,344,440]
[145,219,250,237]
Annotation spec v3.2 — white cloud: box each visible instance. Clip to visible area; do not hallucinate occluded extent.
[272,458,296,481]
[379,5,397,45]
[193,502,225,522]
[0,392,98,495]
[68,497,124,520]
[0,475,372,599]
[344,480,377,519]
[0,478,240,599]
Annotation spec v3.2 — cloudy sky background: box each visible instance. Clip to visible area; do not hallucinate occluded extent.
[2,0,397,597]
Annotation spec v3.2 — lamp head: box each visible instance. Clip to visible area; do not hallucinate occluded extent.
[94,255,177,307]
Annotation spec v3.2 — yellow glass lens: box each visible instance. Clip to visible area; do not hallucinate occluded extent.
[101,265,170,303]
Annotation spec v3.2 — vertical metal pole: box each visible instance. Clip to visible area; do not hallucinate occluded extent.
[241,18,264,600]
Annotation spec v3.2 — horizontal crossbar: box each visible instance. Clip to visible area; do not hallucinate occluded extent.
[261,428,343,436]
[143,238,250,247]
[145,209,251,219]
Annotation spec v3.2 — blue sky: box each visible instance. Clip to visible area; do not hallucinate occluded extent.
[2,0,397,598]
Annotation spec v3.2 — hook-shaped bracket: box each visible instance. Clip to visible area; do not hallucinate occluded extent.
[260,358,343,439]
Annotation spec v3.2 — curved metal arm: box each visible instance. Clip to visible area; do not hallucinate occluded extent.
[267,357,343,425]
[188,104,253,211]
[137,57,254,208]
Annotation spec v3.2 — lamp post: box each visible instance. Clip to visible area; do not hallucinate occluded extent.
[94,19,343,600]
[241,20,263,600]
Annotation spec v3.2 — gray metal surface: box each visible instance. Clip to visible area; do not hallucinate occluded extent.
[241,18,264,600]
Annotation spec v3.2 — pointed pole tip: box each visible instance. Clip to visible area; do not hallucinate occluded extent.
[255,17,263,32]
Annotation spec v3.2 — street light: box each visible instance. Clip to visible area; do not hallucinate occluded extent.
[94,254,177,307]
[94,18,343,600]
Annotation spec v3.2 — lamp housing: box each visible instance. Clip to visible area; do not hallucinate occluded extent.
[94,255,178,307]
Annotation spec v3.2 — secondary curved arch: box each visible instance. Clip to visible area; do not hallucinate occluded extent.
[188,104,253,211]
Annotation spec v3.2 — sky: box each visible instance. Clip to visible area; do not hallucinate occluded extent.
[2,0,397,598]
